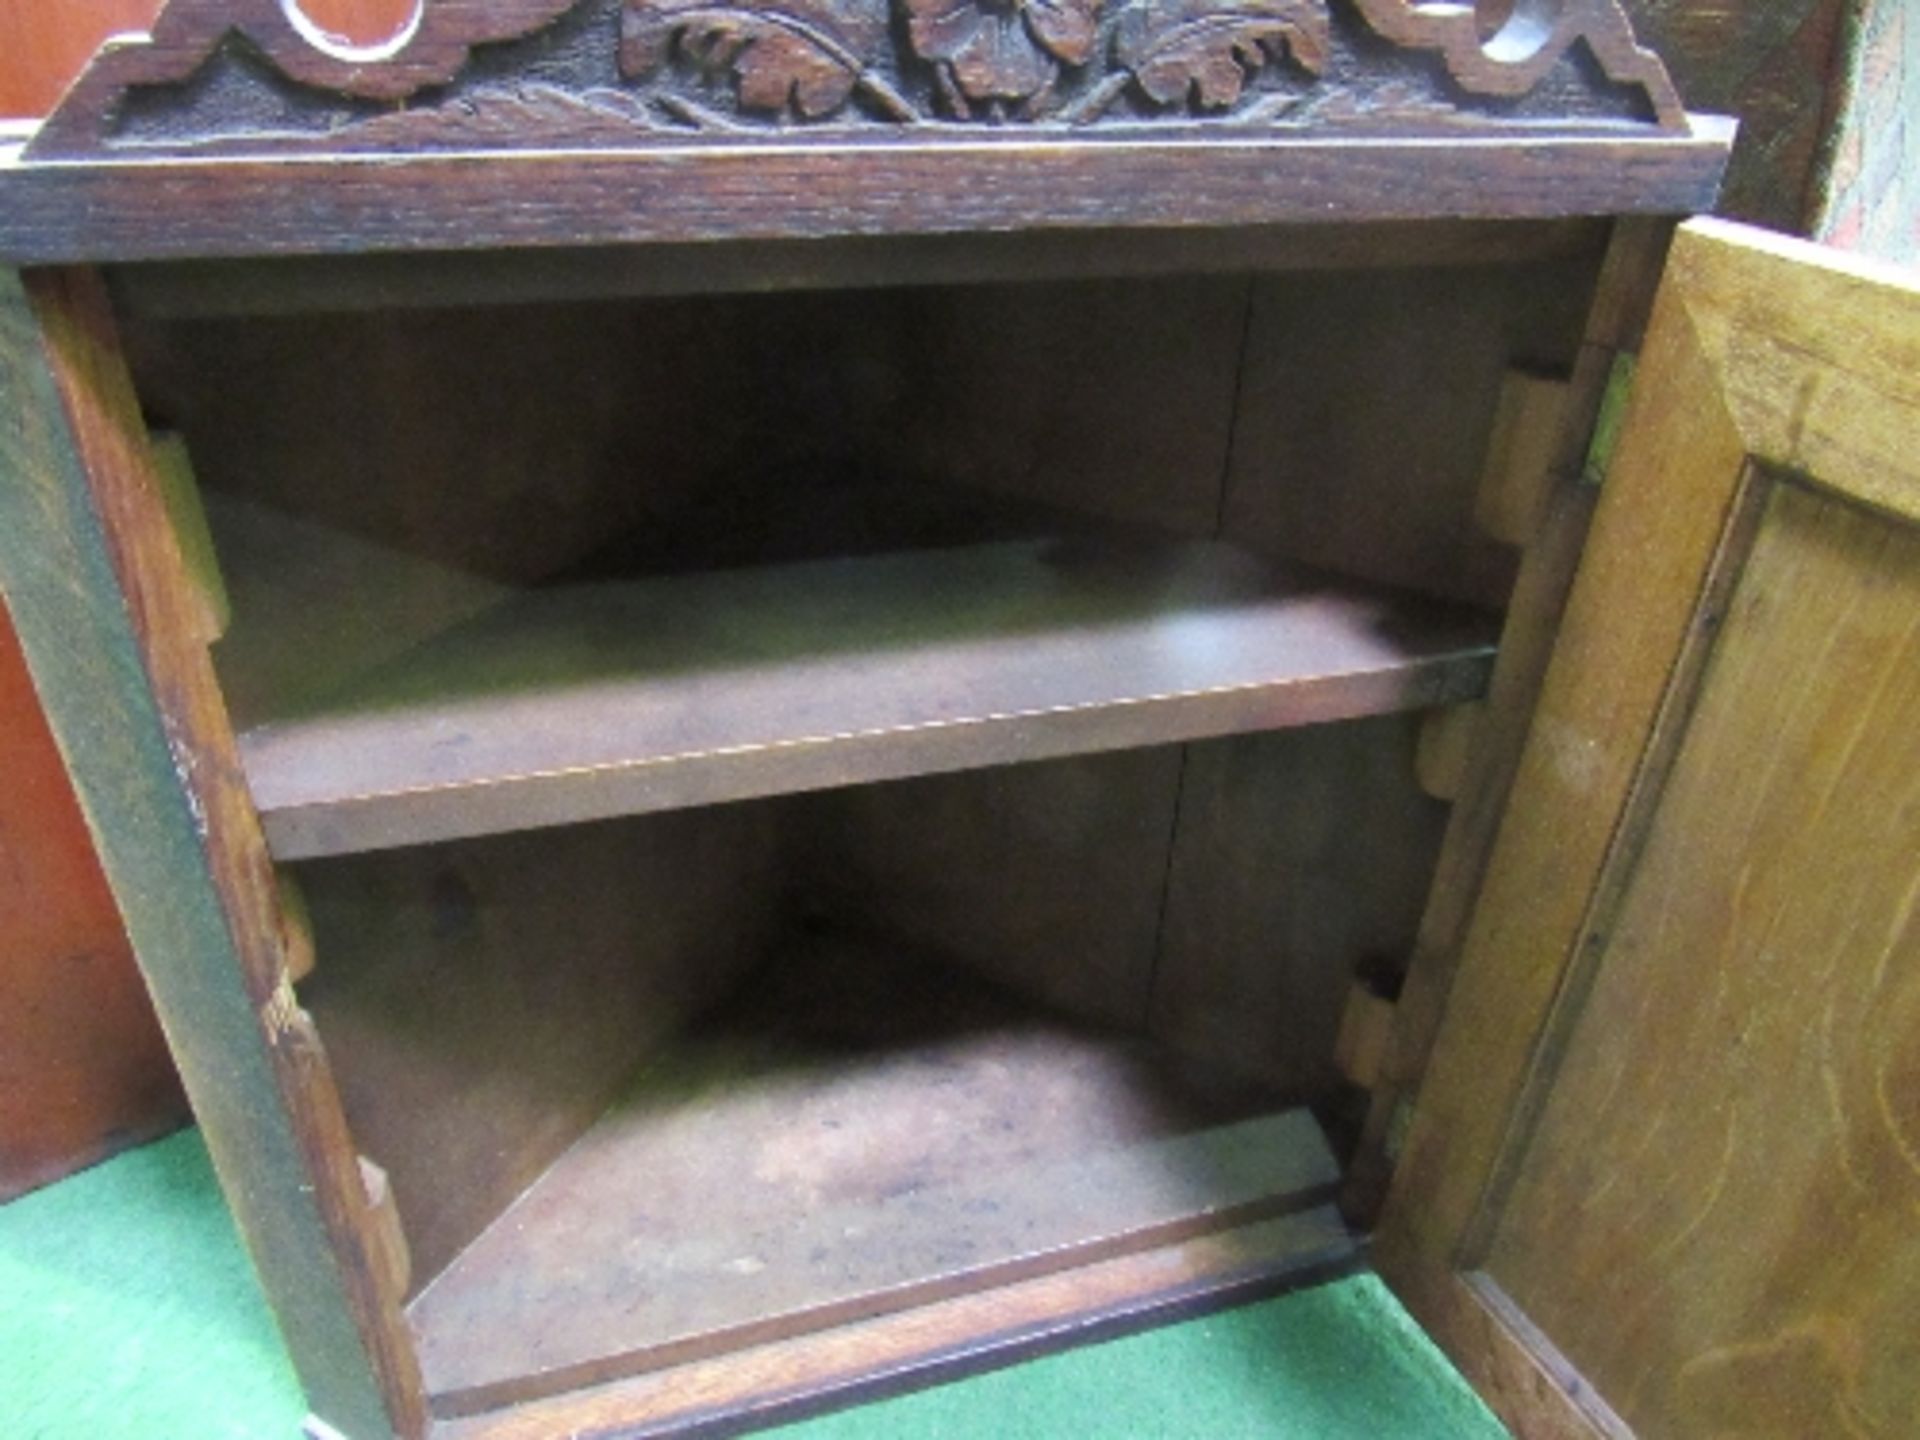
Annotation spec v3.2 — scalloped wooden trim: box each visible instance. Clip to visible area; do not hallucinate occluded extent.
[31,0,579,154]
[27,0,1691,160]
[1349,0,1683,129]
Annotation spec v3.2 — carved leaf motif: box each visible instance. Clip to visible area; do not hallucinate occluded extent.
[621,0,905,120]
[905,0,1105,103]
[1115,0,1329,110]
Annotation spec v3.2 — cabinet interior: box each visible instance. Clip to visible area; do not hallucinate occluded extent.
[114,229,1602,1419]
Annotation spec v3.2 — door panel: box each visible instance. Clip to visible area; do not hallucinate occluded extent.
[1487,478,1920,1436]
[1378,220,1920,1439]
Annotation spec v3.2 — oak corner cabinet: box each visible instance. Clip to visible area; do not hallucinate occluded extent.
[3,4,1915,1438]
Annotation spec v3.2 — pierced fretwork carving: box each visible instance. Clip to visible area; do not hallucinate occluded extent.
[28,0,1689,158]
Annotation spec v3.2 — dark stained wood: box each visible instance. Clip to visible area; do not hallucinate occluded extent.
[1378,220,1920,1439]
[1340,216,1676,1223]
[792,749,1185,1032]
[234,537,1500,859]
[433,1207,1355,1440]
[110,220,1611,318]
[408,934,1340,1416]
[202,489,514,733]
[31,0,1685,158]
[138,278,1239,598]
[133,299,755,592]
[1220,256,1598,609]
[0,267,424,1437]
[0,8,194,1205]
[0,595,187,1201]
[1624,0,1852,236]
[298,804,784,1291]
[0,123,1733,265]
[0,0,192,1203]
[1149,716,1448,1095]
[892,276,1247,540]
[0,6,1796,1438]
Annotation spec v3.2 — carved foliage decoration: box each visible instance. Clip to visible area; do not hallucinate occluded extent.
[27,0,1691,157]
[620,0,911,120]
[904,0,1102,109]
[1113,0,1327,112]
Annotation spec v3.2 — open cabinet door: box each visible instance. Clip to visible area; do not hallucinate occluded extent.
[1375,218,1920,1439]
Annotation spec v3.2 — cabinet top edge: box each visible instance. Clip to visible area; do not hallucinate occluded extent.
[0,117,1732,266]
[0,0,1735,264]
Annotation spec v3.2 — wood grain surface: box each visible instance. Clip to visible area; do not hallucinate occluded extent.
[297,802,784,1292]
[433,1207,1355,1440]
[1379,220,1920,1439]
[0,10,1859,1439]
[794,748,1185,1033]
[1220,256,1597,610]
[1486,476,1920,1437]
[26,0,1688,155]
[106,220,1610,319]
[0,268,424,1435]
[1341,216,1674,1223]
[0,125,1736,264]
[409,933,1336,1415]
[234,538,1499,859]
[1151,716,1448,1096]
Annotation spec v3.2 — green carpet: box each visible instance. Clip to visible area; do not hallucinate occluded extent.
[1,1130,1506,1439]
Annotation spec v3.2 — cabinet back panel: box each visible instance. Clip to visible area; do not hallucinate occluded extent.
[295,803,784,1294]
[124,278,1244,593]
[1222,257,1601,609]
[1153,716,1449,1095]
[791,721,1447,1099]
[124,260,1584,620]
[885,277,1249,540]
[790,749,1186,1033]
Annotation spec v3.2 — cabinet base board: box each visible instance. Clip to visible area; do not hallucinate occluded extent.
[432,1208,1359,1440]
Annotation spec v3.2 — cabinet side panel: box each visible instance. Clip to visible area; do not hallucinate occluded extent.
[0,267,419,1436]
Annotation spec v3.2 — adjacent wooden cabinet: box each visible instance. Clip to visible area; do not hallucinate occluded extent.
[0,4,1911,1438]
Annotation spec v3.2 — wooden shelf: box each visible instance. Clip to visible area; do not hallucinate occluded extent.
[236,536,1498,859]
[405,936,1348,1419]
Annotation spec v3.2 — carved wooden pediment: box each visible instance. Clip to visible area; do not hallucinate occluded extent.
[30,0,1687,157]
